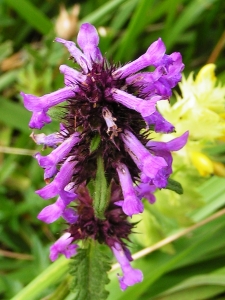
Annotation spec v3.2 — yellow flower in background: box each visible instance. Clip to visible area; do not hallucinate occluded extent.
[158,64,225,141]
[158,64,225,177]
[190,151,214,177]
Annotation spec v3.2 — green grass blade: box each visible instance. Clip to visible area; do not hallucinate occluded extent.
[163,0,218,50]
[115,0,155,61]
[5,0,52,35]
[79,0,127,25]
[190,176,225,222]
[10,257,69,300]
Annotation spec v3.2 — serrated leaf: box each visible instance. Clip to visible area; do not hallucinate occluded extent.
[70,240,111,300]
[166,178,183,194]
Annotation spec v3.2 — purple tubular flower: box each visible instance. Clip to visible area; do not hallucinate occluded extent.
[49,232,78,261]
[125,53,184,99]
[21,87,78,129]
[30,132,64,148]
[136,183,156,204]
[145,131,189,188]
[38,190,77,223]
[77,23,103,64]
[144,110,175,133]
[147,131,189,151]
[34,132,80,179]
[116,163,143,217]
[36,157,77,199]
[59,65,87,86]
[38,197,65,224]
[107,88,162,118]
[121,130,167,179]
[111,242,143,290]
[113,38,166,79]
[55,37,91,73]
[62,207,78,224]
[164,52,184,87]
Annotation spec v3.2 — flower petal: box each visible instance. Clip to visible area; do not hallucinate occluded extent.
[49,233,78,261]
[37,197,65,223]
[36,158,77,199]
[113,38,166,79]
[77,23,103,63]
[108,88,161,118]
[116,163,143,216]
[111,242,143,291]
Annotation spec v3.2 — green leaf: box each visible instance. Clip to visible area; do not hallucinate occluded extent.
[151,274,225,300]
[93,156,110,220]
[165,178,183,195]
[5,0,52,35]
[163,0,218,50]
[190,176,225,222]
[90,134,101,153]
[151,285,225,300]
[70,240,111,300]
[115,0,155,61]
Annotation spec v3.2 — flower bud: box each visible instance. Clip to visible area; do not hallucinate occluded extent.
[55,4,80,40]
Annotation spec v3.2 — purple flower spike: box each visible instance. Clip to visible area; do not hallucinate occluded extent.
[23,22,185,289]
[21,87,77,129]
[77,23,103,64]
[49,232,78,261]
[35,132,80,179]
[121,130,167,179]
[112,242,143,291]
[116,163,143,217]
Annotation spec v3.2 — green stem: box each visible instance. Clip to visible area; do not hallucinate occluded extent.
[10,256,69,300]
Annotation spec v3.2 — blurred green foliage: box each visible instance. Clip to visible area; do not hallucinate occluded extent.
[0,0,225,299]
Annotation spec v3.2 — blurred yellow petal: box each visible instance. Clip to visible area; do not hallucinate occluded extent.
[190,152,214,177]
[212,161,225,177]
[195,64,216,85]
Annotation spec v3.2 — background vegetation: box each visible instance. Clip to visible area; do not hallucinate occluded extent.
[0,0,225,299]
